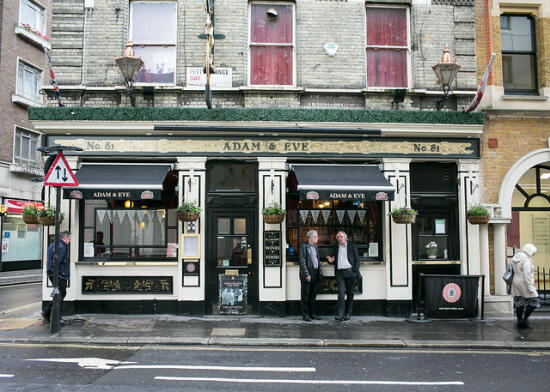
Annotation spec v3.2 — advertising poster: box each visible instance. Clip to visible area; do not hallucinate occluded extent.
[423,275,479,319]
[219,274,247,314]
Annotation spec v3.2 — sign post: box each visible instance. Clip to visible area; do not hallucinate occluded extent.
[39,146,81,334]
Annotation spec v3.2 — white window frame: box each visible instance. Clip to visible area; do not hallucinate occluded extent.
[365,5,411,89]
[129,0,177,85]
[248,1,296,87]
[19,0,45,33]
[13,126,41,167]
[15,59,42,104]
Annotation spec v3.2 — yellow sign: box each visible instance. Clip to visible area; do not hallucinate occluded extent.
[0,205,7,215]
[225,269,239,276]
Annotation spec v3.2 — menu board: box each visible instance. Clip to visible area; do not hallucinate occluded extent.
[264,231,282,266]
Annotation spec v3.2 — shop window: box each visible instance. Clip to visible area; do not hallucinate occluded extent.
[130,1,176,84]
[16,61,41,103]
[366,6,408,88]
[249,2,294,85]
[19,0,45,33]
[410,163,459,261]
[500,14,538,94]
[80,199,178,261]
[286,199,383,264]
[1,215,42,262]
[13,127,40,167]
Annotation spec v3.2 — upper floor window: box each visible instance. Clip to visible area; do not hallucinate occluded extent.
[17,61,41,102]
[130,1,176,84]
[501,14,537,94]
[14,128,40,167]
[249,2,294,86]
[19,0,45,32]
[366,7,408,88]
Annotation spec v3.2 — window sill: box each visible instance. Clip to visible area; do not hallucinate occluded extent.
[9,163,42,176]
[412,260,461,265]
[76,260,178,266]
[501,94,548,101]
[240,86,304,93]
[14,26,51,50]
[12,93,41,107]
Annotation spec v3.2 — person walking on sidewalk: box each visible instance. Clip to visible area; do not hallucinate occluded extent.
[511,243,540,329]
[299,230,322,322]
[42,231,71,324]
[327,231,361,321]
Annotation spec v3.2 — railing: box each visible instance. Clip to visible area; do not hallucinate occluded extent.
[536,267,550,306]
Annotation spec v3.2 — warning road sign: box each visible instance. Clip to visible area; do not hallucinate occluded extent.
[44,152,78,187]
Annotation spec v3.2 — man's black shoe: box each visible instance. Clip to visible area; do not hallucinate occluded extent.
[334,316,345,321]
[41,312,50,322]
[303,316,312,322]
[59,318,68,326]
[309,314,320,320]
[344,314,351,321]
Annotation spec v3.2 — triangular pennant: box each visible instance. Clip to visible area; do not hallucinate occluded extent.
[299,210,310,224]
[347,210,357,224]
[336,210,345,224]
[137,210,145,222]
[311,210,320,224]
[357,210,367,223]
[116,210,126,223]
[107,210,115,223]
[156,210,164,222]
[126,210,136,220]
[321,210,331,224]
[96,210,107,224]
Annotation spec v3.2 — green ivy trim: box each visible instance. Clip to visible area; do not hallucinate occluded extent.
[29,107,484,125]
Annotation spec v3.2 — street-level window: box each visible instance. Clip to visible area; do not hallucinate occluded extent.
[14,128,40,167]
[501,14,538,94]
[19,0,45,33]
[17,61,41,102]
[249,2,294,85]
[366,7,408,88]
[130,1,176,83]
[80,200,178,261]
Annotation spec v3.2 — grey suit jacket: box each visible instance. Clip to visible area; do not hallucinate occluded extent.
[299,242,322,281]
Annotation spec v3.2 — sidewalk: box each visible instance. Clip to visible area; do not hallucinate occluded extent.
[0,268,42,286]
[2,269,550,350]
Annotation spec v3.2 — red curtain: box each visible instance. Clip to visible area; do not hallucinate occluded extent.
[250,4,293,85]
[366,8,407,87]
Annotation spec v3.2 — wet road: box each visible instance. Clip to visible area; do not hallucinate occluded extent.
[0,282,42,315]
[0,342,549,392]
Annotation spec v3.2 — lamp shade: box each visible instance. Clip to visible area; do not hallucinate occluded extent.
[115,41,144,83]
[432,44,461,88]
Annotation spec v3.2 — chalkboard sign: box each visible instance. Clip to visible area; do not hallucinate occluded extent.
[264,231,281,266]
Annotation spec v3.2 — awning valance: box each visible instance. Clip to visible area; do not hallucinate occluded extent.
[63,164,172,200]
[290,164,395,201]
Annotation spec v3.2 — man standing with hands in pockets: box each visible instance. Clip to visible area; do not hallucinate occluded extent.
[327,231,361,321]
[299,230,322,322]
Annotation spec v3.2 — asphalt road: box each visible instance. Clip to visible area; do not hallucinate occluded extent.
[0,282,42,316]
[0,343,548,392]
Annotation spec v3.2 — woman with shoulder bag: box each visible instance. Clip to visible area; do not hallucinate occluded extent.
[511,244,540,329]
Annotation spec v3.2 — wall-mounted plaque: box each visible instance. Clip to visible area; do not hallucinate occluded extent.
[264,231,281,266]
[180,234,200,259]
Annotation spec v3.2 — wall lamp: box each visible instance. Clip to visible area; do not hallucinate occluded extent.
[115,41,144,107]
[432,44,461,111]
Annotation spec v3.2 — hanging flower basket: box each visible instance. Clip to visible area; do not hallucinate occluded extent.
[177,211,200,222]
[23,214,38,224]
[263,213,285,224]
[392,214,417,224]
[467,215,490,225]
[38,216,63,226]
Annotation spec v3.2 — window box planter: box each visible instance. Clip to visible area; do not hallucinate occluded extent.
[14,25,51,50]
[23,214,38,224]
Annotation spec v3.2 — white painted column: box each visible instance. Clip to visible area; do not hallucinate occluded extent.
[176,157,207,300]
[493,223,507,295]
[479,223,490,293]
[382,158,411,300]
[257,157,287,304]
[457,160,481,276]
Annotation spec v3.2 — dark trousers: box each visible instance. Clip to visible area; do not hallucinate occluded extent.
[300,271,320,317]
[336,269,356,317]
[42,276,67,318]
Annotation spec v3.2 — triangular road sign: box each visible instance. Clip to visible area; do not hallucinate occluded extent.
[44,152,78,187]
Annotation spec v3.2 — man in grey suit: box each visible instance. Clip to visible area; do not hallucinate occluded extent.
[327,231,361,321]
[299,230,322,322]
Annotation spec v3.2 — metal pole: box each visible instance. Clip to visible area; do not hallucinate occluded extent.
[480,275,485,320]
[416,273,423,320]
[49,186,62,334]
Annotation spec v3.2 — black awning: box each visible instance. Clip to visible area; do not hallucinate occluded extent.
[63,164,172,200]
[290,164,394,201]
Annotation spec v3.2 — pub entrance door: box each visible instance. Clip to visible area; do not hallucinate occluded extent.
[205,209,258,314]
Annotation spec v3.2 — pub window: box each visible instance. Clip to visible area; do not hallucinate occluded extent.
[207,162,256,193]
[286,198,383,264]
[80,199,178,261]
[410,162,459,261]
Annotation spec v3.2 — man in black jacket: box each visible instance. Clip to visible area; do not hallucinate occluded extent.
[299,230,322,322]
[42,231,71,324]
[327,231,361,321]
